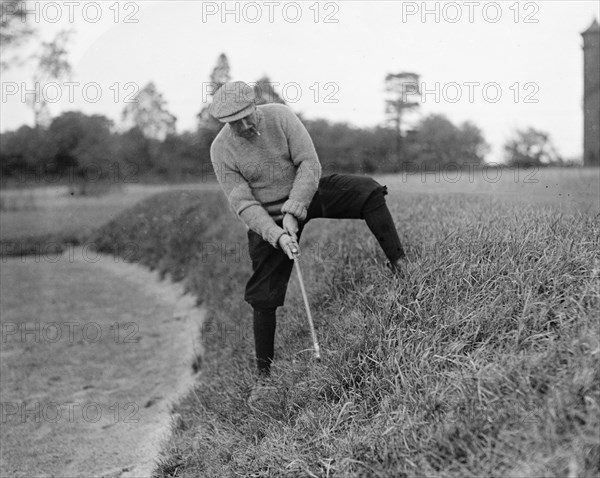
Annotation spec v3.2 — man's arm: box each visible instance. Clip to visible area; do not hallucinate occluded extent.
[211,146,286,248]
[279,106,322,222]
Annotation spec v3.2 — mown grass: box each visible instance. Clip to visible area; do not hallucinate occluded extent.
[0,183,199,256]
[90,173,599,477]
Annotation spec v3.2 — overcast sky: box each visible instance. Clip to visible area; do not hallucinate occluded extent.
[2,1,598,163]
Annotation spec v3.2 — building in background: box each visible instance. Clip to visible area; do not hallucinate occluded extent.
[581,18,600,166]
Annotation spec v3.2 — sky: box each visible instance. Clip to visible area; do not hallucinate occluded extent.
[1,0,599,163]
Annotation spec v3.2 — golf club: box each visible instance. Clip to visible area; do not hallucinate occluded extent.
[292,253,321,361]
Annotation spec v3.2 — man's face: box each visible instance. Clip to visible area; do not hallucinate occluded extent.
[229,110,259,139]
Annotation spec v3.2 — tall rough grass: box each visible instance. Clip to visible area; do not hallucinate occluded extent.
[91,188,599,477]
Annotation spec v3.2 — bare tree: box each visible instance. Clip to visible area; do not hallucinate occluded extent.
[27,30,73,127]
[0,0,36,70]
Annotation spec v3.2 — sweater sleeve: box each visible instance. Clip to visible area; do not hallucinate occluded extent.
[279,106,322,222]
[211,142,286,248]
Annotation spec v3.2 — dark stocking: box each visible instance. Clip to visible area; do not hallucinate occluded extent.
[253,307,276,376]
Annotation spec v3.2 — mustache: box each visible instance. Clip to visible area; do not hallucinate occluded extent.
[238,125,260,137]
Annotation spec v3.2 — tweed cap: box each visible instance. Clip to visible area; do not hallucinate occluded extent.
[210,81,257,123]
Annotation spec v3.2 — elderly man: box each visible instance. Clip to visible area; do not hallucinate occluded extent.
[209,81,405,381]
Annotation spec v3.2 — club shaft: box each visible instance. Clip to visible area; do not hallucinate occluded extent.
[293,257,321,359]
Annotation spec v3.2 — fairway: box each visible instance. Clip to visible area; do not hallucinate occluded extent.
[381,166,599,210]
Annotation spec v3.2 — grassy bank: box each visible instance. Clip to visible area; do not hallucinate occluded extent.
[89,171,599,477]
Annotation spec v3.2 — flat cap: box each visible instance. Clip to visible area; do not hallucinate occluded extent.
[209,81,257,123]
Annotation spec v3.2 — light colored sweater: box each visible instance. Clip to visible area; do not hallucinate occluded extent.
[210,104,322,247]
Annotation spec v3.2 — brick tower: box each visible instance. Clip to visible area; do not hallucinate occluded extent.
[581,19,600,166]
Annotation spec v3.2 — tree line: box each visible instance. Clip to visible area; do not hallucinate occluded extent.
[0,106,495,187]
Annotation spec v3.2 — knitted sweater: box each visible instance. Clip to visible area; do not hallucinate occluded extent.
[210,104,322,247]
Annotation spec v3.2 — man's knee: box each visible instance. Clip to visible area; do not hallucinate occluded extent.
[245,285,288,311]
[362,183,389,215]
[253,305,277,314]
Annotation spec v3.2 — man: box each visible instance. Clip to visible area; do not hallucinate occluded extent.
[209,81,405,382]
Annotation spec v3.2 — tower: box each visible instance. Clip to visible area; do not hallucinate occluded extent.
[581,19,600,166]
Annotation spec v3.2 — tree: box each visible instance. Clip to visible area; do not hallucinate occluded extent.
[210,52,231,88]
[412,114,489,167]
[27,30,73,127]
[197,53,231,125]
[152,131,206,180]
[115,126,155,178]
[121,82,177,140]
[385,72,421,158]
[504,127,562,167]
[0,1,36,70]
[46,112,116,192]
[195,53,232,167]
[458,121,490,164]
[254,76,286,105]
[0,126,48,180]
[303,119,397,174]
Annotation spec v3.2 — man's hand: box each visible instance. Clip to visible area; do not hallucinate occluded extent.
[282,213,299,241]
[278,233,300,259]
